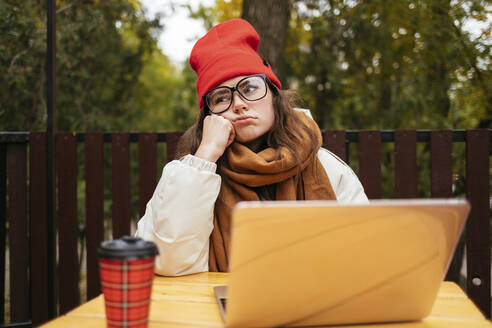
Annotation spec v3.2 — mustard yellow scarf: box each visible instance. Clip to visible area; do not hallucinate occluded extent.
[209,113,336,271]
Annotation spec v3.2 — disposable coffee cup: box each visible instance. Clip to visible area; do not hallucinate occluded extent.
[98,236,158,328]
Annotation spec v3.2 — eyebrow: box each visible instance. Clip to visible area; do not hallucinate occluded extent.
[211,88,230,95]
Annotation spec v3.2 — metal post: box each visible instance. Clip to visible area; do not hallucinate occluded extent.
[46,0,57,319]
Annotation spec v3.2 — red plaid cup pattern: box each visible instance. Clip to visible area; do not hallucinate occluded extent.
[99,257,155,328]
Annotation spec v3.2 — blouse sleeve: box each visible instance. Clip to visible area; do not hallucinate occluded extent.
[317,148,369,204]
[136,154,221,276]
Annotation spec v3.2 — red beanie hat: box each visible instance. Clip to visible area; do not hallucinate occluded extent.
[189,18,282,109]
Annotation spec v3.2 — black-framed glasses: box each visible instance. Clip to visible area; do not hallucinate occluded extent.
[203,74,269,114]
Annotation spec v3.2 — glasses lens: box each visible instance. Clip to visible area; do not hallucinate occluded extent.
[205,75,268,113]
[237,76,267,101]
[206,88,232,113]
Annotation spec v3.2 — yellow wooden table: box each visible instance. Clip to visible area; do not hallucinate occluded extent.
[41,272,491,328]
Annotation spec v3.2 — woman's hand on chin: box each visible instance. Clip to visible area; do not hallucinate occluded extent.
[195,114,235,163]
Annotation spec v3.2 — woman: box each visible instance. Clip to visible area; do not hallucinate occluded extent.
[136,18,368,276]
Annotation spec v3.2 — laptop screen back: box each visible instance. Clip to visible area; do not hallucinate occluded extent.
[222,199,469,328]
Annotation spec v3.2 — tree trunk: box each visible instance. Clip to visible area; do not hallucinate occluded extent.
[242,0,290,84]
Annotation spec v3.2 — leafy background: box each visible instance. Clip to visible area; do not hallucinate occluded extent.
[1,0,490,132]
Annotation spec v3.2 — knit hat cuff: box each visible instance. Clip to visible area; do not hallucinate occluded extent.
[196,52,281,108]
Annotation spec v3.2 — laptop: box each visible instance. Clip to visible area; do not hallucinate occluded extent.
[214,199,470,328]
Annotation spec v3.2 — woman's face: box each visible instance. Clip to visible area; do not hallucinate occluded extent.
[211,75,275,150]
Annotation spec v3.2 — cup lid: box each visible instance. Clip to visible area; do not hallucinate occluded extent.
[98,236,158,259]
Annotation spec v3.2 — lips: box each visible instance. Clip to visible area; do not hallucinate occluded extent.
[233,115,257,124]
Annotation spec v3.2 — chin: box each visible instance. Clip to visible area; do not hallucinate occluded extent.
[236,132,268,151]
[236,135,258,144]
[236,129,266,143]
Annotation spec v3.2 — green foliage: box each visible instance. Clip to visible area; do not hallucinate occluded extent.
[2,1,488,131]
[133,50,197,131]
[286,0,491,130]
[0,0,46,131]
[186,0,242,29]
[0,0,163,131]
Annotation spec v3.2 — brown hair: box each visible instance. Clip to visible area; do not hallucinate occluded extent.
[175,81,318,167]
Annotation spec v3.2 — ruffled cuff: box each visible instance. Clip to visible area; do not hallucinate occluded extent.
[180,154,217,172]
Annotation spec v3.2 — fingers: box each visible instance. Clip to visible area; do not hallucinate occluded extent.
[211,115,235,146]
[226,125,236,147]
[196,115,235,162]
[204,115,234,134]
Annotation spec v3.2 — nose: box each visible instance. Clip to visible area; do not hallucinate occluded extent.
[232,91,248,113]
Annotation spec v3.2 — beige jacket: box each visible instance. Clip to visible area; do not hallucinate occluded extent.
[136,148,369,276]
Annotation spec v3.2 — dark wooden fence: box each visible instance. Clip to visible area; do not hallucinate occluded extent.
[0,129,490,327]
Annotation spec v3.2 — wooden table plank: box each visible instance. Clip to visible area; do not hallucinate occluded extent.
[431,296,486,319]
[438,282,469,295]
[49,314,489,328]
[153,272,228,285]
[41,273,492,328]
[40,314,223,328]
[68,296,223,325]
[355,322,492,328]
[152,283,218,303]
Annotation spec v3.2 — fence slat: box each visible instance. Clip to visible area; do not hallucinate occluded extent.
[165,132,184,163]
[29,132,49,325]
[466,129,490,318]
[57,133,80,314]
[112,132,131,238]
[139,133,157,218]
[85,132,104,300]
[394,130,417,198]
[0,144,6,323]
[430,131,459,281]
[358,131,382,199]
[323,130,346,162]
[7,144,29,322]
[431,130,453,197]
